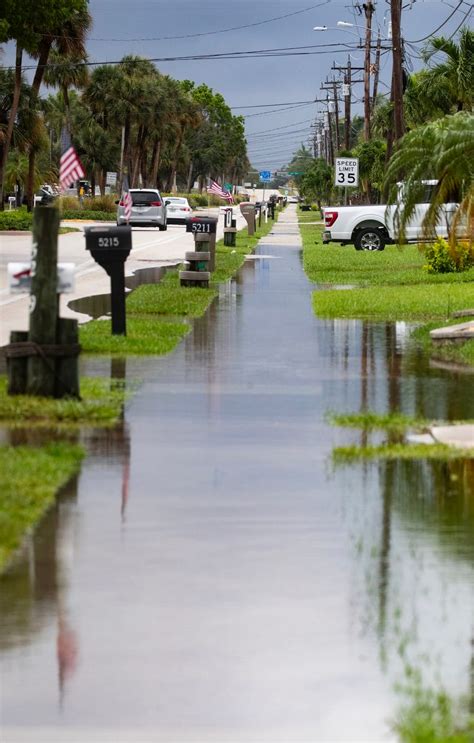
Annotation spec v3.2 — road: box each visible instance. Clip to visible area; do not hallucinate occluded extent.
[0,207,245,347]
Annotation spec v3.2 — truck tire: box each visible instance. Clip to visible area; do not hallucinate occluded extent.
[354,227,386,251]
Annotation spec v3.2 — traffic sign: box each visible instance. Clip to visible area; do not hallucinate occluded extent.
[335,158,359,187]
[288,171,303,176]
[259,170,271,182]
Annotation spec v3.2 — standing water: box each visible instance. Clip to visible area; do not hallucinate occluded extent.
[1,206,474,742]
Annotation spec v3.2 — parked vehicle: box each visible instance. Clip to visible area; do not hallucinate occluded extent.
[117,189,167,229]
[322,181,458,251]
[164,196,192,224]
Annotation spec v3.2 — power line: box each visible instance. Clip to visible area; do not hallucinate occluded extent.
[407,0,468,42]
[34,1,332,43]
[8,42,365,72]
[245,117,314,136]
[231,101,314,109]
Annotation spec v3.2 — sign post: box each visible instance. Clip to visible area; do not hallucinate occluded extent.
[335,158,359,206]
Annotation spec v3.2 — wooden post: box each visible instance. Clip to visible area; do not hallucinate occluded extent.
[55,318,80,399]
[26,205,59,396]
[7,331,28,395]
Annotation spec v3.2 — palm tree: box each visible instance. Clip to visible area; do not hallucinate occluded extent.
[384,111,474,247]
[420,27,474,113]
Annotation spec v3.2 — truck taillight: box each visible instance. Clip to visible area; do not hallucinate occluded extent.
[325,210,338,228]
[150,200,162,206]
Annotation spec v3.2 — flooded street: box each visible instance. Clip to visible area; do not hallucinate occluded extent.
[2,206,474,742]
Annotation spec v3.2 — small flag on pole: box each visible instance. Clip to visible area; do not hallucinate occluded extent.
[59,128,85,191]
[207,180,233,203]
[121,175,133,223]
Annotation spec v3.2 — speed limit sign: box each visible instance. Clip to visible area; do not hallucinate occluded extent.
[335,158,359,187]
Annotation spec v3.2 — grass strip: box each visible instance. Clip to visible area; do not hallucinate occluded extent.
[127,272,216,317]
[333,442,474,462]
[80,315,190,355]
[328,411,431,433]
[313,283,474,321]
[300,221,474,288]
[0,376,128,427]
[410,322,474,366]
[0,442,85,572]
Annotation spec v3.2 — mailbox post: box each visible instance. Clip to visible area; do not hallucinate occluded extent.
[223,207,236,247]
[84,225,132,335]
[180,216,218,287]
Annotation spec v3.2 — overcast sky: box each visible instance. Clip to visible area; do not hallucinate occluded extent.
[2,0,473,171]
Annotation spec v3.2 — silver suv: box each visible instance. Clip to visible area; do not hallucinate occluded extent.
[117,189,167,230]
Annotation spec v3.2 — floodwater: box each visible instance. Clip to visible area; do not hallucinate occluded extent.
[2,208,474,742]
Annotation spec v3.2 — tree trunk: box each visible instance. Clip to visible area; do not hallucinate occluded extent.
[150,138,162,188]
[0,43,23,211]
[167,127,184,192]
[90,170,96,196]
[26,150,36,212]
[186,159,194,192]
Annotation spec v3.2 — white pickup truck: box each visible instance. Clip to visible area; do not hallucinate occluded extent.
[322,182,457,251]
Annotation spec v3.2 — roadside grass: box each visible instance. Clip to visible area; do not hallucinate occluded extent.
[0,376,127,427]
[59,227,81,234]
[328,411,432,433]
[313,283,474,321]
[0,442,85,572]
[127,272,217,317]
[410,322,474,367]
[297,208,323,224]
[80,315,190,355]
[80,215,277,355]
[300,222,474,288]
[333,442,474,462]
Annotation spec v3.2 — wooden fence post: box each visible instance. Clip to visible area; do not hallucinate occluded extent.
[26,206,59,397]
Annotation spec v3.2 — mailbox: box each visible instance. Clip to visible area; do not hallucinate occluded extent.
[186,216,217,234]
[84,225,132,269]
[84,225,132,336]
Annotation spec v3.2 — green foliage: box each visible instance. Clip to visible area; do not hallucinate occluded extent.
[424,237,474,273]
[0,442,85,572]
[0,209,33,230]
[299,158,332,205]
[410,322,474,367]
[61,210,114,221]
[0,376,128,427]
[384,112,474,244]
[354,138,386,199]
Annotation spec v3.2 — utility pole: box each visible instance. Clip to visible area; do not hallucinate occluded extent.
[333,59,365,151]
[320,79,341,152]
[344,57,352,150]
[390,0,405,141]
[363,1,375,141]
[371,30,382,111]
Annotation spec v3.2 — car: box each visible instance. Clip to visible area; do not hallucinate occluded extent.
[164,196,192,224]
[287,195,299,204]
[117,188,167,229]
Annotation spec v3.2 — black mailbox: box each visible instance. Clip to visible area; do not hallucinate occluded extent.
[85,225,132,267]
[186,216,217,234]
[84,225,132,336]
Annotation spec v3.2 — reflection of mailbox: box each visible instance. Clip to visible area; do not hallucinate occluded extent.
[84,225,132,336]
[186,216,217,234]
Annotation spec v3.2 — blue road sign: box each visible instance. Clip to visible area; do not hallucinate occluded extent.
[259,170,272,182]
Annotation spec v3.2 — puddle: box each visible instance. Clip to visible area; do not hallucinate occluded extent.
[2,210,474,740]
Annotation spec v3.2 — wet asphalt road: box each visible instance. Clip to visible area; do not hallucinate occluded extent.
[2,206,474,742]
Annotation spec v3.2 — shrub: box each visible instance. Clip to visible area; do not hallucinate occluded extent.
[58,196,80,211]
[61,210,115,221]
[87,195,117,213]
[424,237,474,273]
[0,209,33,230]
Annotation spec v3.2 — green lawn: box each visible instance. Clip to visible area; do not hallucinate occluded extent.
[0,376,128,427]
[0,442,85,572]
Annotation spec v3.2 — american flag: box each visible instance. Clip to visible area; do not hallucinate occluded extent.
[59,128,85,191]
[207,180,233,203]
[121,175,133,222]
